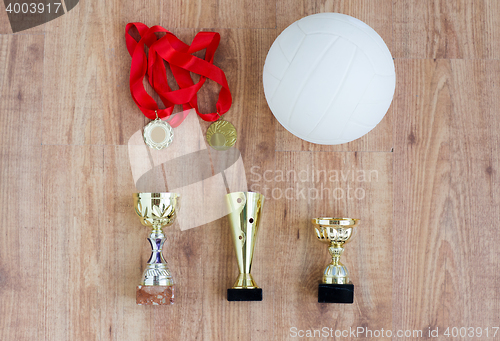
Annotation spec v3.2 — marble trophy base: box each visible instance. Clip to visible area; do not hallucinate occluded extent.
[318,283,354,304]
[136,285,175,305]
[227,288,262,301]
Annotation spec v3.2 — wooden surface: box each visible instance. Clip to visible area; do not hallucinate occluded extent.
[1,1,499,340]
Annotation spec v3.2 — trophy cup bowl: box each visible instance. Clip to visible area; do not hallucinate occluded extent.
[312,217,359,303]
[225,191,264,301]
[133,192,180,305]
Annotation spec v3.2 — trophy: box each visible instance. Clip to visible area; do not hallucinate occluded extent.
[312,217,359,303]
[133,192,180,305]
[225,192,264,301]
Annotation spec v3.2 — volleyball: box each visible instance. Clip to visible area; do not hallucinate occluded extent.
[263,13,396,145]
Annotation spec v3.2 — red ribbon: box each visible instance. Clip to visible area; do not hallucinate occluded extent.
[125,23,232,124]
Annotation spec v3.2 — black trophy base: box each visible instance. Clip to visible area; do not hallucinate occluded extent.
[318,283,354,304]
[227,288,263,301]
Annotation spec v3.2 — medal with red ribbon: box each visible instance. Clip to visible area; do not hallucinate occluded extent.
[125,23,237,150]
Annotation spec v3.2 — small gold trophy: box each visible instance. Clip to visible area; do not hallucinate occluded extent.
[225,192,264,301]
[312,217,359,303]
[133,192,180,305]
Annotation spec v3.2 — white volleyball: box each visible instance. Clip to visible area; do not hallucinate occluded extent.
[263,13,395,145]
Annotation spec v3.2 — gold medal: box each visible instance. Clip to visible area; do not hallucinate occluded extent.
[206,119,237,151]
[143,116,174,150]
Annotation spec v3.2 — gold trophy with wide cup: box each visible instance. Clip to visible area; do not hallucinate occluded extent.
[133,192,180,305]
[312,217,359,303]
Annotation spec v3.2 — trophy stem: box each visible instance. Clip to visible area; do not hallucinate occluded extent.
[323,241,349,284]
[329,242,344,266]
[233,273,258,289]
[141,225,173,286]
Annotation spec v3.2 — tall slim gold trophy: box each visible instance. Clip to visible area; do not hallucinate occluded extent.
[133,193,180,305]
[225,192,264,301]
[312,217,359,303]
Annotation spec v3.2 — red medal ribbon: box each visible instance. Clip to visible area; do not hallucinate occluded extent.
[125,23,232,125]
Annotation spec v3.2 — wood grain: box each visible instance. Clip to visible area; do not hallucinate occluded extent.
[0,146,41,340]
[40,146,104,340]
[393,0,500,59]
[41,1,159,145]
[149,28,278,341]
[217,28,277,341]
[393,59,452,332]
[0,34,44,146]
[96,1,162,145]
[161,0,276,28]
[447,60,500,327]
[217,0,276,28]
[161,0,218,28]
[1,0,500,340]
[41,4,102,145]
[277,0,393,44]
[273,151,393,340]
[393,58,500,333]
[0,3,12,34]
[103,146,155,341]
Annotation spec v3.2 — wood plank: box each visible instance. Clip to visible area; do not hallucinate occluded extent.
[126,28,215,336]
[150,183,205,340]
[2,1,500,340]
[484,0,500,60]
[275,0,394,152]
[40,146,104,340]
[446,60,500,327]
[393,0,500,59]
[0,3,13,34]
[277,0,393,48]
[218,28,277,341]
[393,59,452,332]
[218,0,276,28]
[149,28,277,341]
[95,1,162,145]
[273,151,393,340]
[40,145,155,341]
[102,146,155,341]
[41,1,159,145]
[394,58,500,333]
[162,0,277,29]
[161,0,218,28]
[41,6,102,145]
[0,146,41,340]
[0,34,44,146]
